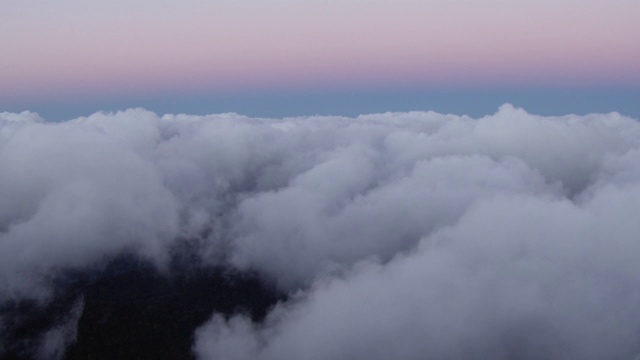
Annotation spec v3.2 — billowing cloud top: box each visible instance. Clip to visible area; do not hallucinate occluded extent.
[1,106,640,359]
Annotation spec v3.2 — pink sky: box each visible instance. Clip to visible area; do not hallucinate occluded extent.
[2,0,639,103]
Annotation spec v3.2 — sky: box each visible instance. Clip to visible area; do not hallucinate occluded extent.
[1,0,639,119]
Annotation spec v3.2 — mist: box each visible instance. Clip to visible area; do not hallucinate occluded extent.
[1,105,639,359]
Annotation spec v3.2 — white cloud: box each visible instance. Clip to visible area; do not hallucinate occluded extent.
[196,190,640,359]
[0,111,43,123]
[1,105,639,358]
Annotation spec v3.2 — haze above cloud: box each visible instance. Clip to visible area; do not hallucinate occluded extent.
[2,0,639,112]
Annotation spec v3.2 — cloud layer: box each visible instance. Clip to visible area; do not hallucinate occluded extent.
[1,105,639,358]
